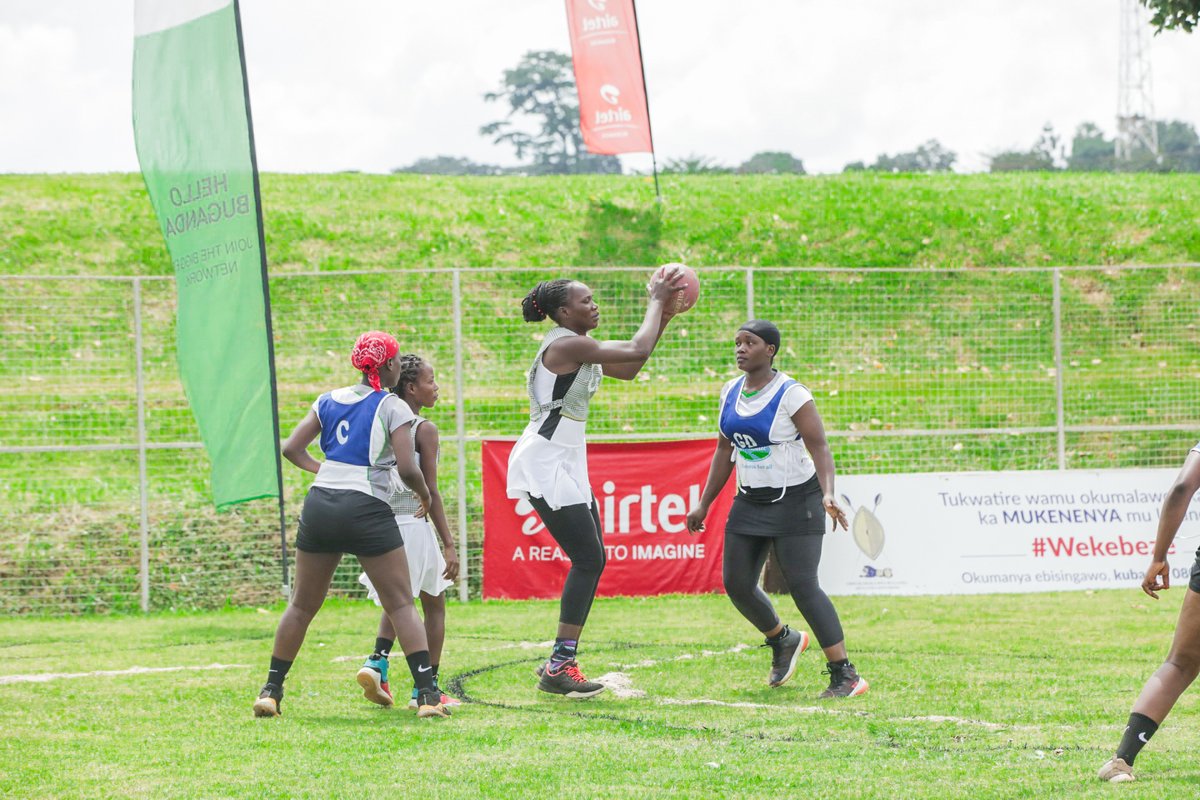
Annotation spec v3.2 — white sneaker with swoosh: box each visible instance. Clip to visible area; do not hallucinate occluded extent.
[1097,757,1135,782]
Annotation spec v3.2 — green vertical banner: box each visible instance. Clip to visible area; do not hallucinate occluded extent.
[132,0,281,509]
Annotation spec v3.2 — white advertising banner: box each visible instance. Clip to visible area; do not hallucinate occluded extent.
[819,469,1200,595]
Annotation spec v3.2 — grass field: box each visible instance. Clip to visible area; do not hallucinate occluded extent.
[4,172,1200,274]
[2,589,1198,798]
[5,172,1200,612]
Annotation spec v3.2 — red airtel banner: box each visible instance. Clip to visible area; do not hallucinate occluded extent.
[564,0,654,155]
[481,439,734,600]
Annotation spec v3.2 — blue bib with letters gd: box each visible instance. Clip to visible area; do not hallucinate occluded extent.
[718,374,800,451]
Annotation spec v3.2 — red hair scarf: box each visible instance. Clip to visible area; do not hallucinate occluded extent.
[350,331,399,391]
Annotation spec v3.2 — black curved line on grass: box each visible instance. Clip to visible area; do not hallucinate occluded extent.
[443,643,1107,753]
[443,653,805,745]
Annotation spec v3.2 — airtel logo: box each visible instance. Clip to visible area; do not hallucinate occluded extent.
[515,482,701,536]
[599,84,621,105]
[516,498,546,536]
[581,11,620,32]
[587,0,607,10]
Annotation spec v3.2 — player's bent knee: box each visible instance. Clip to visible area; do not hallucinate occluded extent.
[377,591,415,615]
[1166,653,1200,682]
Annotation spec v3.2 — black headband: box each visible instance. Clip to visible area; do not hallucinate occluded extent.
[738,319,781,353]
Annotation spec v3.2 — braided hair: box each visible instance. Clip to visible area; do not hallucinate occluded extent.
[391,353,427,400]
[349,331,399,391]
[521,279,573,323]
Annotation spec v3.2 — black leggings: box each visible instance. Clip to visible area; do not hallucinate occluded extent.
[723,531,845,648]
[528,496,606,628]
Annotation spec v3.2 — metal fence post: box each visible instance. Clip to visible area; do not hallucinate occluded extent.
[1053,268,1066,470]
[134,278,150,612]
[452,269,470,602]
[745,267,755,321]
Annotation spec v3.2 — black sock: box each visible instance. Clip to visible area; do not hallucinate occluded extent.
[550,638,578,665]
[267,656,292,686]
[405,650,435,693]
[430,664,439,683]
[1115,712,1159,765]
[827,658,851,669]
[765,625,789,643]
[373,637,394,659]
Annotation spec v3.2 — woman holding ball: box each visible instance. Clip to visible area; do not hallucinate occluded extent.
[686,320,868,698]
[508,266,688,698]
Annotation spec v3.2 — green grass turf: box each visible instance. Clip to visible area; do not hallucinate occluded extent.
[0,589,1197,798]
[5,173,1200,611]
[3,172,1200,274]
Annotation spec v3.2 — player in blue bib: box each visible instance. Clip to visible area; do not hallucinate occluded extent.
[689,320,868,698]
[252,331,451,720]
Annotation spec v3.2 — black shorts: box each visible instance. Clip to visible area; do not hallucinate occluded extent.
[1189,548,1200,593]
[725,475,825,537]
[296,486,402,557]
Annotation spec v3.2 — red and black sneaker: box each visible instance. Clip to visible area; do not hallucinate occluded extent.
[764,625,810,687]
[536,659,606,699]
[818,662,869,698]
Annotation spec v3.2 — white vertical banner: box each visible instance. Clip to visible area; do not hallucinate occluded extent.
[819,469,1200,595]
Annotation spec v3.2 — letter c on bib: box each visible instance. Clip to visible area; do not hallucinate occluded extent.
[336,420,350,444]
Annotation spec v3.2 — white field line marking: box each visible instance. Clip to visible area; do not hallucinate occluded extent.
[594,672,646,699]
[657,698,1065,731]
[0,663,248,685]
[615,644,753,669]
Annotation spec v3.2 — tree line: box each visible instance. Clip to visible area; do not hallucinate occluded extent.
[987,121,1200,173]
[394,1,1200,176]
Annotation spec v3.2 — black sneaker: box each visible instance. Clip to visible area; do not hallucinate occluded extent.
[537,659,606,698]
[763,626,810,687]
[819,662,869,698]
[253,682,283,717]
[415,688,451,719]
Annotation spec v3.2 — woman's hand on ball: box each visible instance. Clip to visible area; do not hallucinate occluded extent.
[648,265,686,306]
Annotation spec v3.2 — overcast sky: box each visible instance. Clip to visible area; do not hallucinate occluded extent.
[3,0,1199,174]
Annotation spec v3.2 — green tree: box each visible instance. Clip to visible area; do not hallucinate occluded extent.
[989,149,1055,172]
[988,124,1062,172]
[1068,119,1200,173]
[661,154,729,174]
[1157,120,1200,171]
[1067,122,1115,172]
[867,139,956,173]
[737,151,806,174]
[1142,0,1200,32]
[480,50,621,175]
[392,156,501,176]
